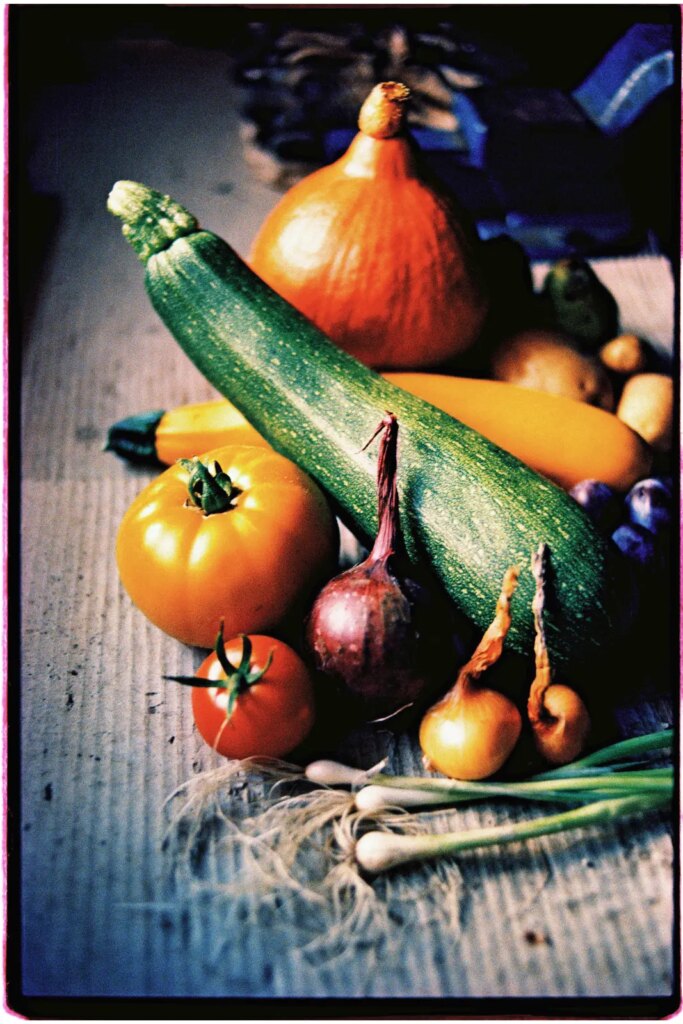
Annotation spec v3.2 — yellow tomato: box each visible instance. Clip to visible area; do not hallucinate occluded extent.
[116,445,339,647]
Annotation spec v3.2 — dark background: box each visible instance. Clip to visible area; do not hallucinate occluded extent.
[8,5,679,90]
[10,4,680,274]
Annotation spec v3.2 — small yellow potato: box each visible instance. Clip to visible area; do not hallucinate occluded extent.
[599,334,649,375]
[616,373,673,451]
[490,329,614,410]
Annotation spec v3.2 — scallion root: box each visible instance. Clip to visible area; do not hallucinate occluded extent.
[162,755,467,964]
[159,730,672,947]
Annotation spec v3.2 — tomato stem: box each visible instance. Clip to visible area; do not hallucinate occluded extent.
[164,624,275,719]
[180,457,238,515]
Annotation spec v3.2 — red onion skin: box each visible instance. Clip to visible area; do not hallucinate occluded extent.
[306,551,459,720]
[306,414,460,720]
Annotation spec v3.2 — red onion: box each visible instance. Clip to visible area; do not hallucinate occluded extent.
[306,413,459,721]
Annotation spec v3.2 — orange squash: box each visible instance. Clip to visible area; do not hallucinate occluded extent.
[248,82,489,370]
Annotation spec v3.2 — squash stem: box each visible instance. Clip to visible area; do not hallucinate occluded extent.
[107,181,198,262]
[357,81,410,139]
[104,409,165,466]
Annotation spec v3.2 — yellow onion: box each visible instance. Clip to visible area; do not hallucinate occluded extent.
[530,683,591,765]
[419,566,522,780]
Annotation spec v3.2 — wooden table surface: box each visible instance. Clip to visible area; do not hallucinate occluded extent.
[14,37,676,1015]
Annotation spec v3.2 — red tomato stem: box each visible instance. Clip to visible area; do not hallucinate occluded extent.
[164,626,275,719]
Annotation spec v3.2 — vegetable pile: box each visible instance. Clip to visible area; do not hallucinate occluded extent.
[106,79,674,868]
[108,175,631,679]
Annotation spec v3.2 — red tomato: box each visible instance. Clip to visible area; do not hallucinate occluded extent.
[185,632,315,759]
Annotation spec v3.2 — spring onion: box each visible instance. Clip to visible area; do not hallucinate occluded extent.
[305,728,673,817]
[355,791,672,873]
[531,727,673,778]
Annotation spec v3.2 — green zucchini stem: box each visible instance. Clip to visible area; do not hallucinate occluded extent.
[107,181,198,262]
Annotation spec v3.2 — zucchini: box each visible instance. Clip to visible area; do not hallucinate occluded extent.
[108,181,630,677]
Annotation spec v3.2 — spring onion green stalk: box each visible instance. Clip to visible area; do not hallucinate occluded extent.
[305,729,673,814]
[306,730,672,789]
[353,783,613,812]
[355,791,672,873]
[531,728,673,779]
[354,767,672,795]
[353,769,672,812]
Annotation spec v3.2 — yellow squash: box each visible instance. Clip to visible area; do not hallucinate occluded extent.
[135,374,652,492]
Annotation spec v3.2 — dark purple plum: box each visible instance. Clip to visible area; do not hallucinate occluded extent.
[611,522,660,570]
[568,479,622,534]
[625,478,674,535]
